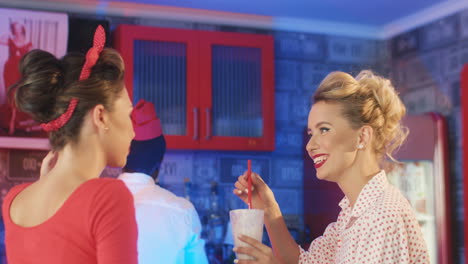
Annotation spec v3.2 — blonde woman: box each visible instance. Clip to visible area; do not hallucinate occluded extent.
[233,70,429,264]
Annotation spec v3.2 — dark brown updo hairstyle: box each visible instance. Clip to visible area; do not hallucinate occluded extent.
[13,48,125,150]
[313,70,408,164]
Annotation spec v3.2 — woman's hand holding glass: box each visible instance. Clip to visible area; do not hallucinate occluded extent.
[233,235,281,264]
[232,171,283,263]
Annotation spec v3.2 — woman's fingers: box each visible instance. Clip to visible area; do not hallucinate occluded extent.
[233,236,275,264]
[234,174,256,194]
[239,235,272,255]
[234,259,255,264]
[251,172,265,186]
[234,171,266,209]
[238,172,249,186]
[232,188,247,204]
[234,178,247,191]
[239,171,256,191]
[234,246,263,263]
[233,175,248,204]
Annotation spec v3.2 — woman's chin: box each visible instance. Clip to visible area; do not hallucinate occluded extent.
[107,159,126,169]
[116,160,126,168]
[315,170,326,180]
[316,170,334,182]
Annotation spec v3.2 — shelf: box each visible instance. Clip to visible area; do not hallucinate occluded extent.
[0,137,50,150]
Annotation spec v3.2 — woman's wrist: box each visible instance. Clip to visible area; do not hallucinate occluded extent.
[264,202,282,221]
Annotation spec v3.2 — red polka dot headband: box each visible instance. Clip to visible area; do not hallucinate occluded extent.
[40,25,105,132]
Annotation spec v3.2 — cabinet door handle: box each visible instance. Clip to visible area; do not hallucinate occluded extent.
[193,107,199,140]
[205,108,211,140]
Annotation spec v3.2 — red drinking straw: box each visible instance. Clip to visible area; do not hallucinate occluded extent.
[247,159,252,209]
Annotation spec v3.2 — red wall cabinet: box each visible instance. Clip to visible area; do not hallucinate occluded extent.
[114,25,275,151]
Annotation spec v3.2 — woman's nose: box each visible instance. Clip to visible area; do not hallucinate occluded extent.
[305,136,318,153]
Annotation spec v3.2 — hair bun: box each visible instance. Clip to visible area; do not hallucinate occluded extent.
[14,49,64,122]
[355,70,406,125]
[354,70,407,161]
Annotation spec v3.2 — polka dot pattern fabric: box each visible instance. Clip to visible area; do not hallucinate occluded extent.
[299,170,429,264]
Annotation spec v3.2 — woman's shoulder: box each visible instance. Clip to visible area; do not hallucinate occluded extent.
[85,177,127,188]
[81,178,131,197]
[2,183,32,208]
[1,183,32,224]
[84,178,133,202]
[5,183,31,196]
[86,179,135,226]
[371,184,417,221]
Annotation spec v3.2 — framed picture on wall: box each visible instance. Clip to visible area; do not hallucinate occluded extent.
[0,7,67,149]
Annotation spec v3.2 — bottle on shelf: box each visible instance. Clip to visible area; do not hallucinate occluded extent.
[183,177,192,202]
[205,181,225,263]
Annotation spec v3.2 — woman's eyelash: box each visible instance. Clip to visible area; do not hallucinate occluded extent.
[308,127,329,138]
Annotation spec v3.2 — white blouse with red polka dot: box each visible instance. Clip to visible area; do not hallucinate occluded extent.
[299,170,429,264]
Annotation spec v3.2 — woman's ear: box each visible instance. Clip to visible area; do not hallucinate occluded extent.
[358,125,373,150]
[91,104,109,131]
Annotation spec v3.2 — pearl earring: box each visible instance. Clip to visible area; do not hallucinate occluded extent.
[358,144,364,149]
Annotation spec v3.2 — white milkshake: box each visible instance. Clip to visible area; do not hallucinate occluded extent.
[229,209,264,260]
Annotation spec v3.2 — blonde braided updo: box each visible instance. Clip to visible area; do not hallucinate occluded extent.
[313,70,408,163]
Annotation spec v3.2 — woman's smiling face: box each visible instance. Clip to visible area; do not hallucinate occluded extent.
[306,101,361,182]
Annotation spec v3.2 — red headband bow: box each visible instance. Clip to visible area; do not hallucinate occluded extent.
[41,25,106,132]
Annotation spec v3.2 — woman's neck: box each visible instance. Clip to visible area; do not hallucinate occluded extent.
[337,161,381,208]
[41,141,106,186]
